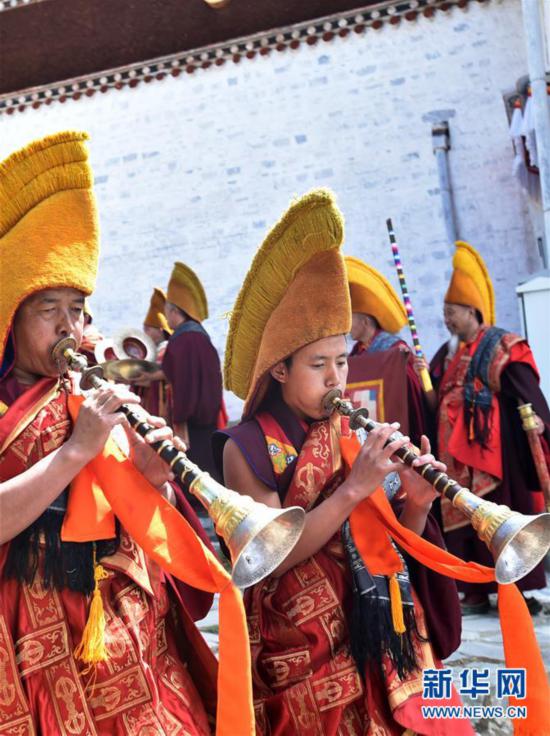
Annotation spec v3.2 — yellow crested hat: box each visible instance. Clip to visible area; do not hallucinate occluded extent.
[445,240,495,325]
[166,262,208,323]
[0,131,99,365]
[144,287,172,333]
[345,256,407,334]
[225,189,350,417]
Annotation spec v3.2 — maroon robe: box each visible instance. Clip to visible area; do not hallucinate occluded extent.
[350,335,429,447]
[0,371,214,621]
[0,371,218,733]
[430,339,550,594]
[162,322,223,480]
[212,388,464,734]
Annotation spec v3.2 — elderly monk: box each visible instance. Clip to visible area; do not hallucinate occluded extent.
[416,241,550,615]
[0,132,252,735]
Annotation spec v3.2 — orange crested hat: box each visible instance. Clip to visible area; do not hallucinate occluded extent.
[0,131,99,366]
[144,287,172,333]
[445,240,495,325]
[224,189,350,417]
[345,256,407,334]
[166,262,208,323]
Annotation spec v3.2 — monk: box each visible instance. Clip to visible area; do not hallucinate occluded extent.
[346,256,429,446]
[415,241,550,615]
[133,286,172,421]
[0,132,218,734]
[162,262,224,481]
[213,190,471,735]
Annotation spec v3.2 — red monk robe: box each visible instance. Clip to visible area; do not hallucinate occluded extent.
[349,331,429,448]
[430,326,550,595]
[213,389,469,736]
[0,372,217,735]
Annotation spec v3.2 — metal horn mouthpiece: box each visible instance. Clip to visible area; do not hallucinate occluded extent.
[52,337,305,588]
[323,389,550,585]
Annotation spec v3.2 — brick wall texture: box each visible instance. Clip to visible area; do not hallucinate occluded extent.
[0,0,541,418]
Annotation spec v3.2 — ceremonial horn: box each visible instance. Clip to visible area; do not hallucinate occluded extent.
[52,337,305,588]
[323,389,550,584]
[112,327,157,362]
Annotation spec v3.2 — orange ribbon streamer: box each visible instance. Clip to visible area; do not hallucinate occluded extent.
[64,396,254,736]
[342,433,550,736]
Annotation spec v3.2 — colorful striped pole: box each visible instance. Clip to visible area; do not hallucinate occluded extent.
[386,218,434,393]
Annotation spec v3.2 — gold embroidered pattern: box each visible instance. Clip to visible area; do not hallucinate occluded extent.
[45,660,95,736]
[88,665,150,721]
[16,622,70,677]
[263,650,312,689]
[313,666,363,712]
[23,577,63,629]
[0,617,32,728]
[287,679,322,732]
[283,579,340,626]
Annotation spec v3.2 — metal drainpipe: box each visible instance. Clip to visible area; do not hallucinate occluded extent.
[432,121,458,251]
[522,0,550,268]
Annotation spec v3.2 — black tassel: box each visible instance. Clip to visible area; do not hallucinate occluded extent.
[349,578,422,681]
[343,522,426,683]
[4,506,119,595]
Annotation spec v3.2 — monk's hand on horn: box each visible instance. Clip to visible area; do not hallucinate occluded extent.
[126,413,185,493]
[399,435,444,510]
[68,383,141,461]
[412,355,429,378]
[345,422,410,501]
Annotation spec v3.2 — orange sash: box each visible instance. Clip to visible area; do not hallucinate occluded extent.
[342,433,550,736]
[63,395,254,736]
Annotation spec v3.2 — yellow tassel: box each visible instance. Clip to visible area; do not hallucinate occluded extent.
[389,573,406,635]
[74,547,109,666]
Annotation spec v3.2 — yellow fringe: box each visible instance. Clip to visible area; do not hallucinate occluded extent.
[0,132,92,237]
[0,130,88,177]
[389,573,406,635]
[74,548,109,666]
[224,188,344,399]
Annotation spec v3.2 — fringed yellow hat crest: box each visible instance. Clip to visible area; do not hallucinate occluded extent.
[345,256,407,334]
[144,287,172,333]
[225,188,350,417]
[445,241,495,325]
[166,262,208,322]
[0,131,99,363]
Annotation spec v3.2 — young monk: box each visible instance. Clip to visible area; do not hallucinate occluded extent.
[213,190,472,735]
